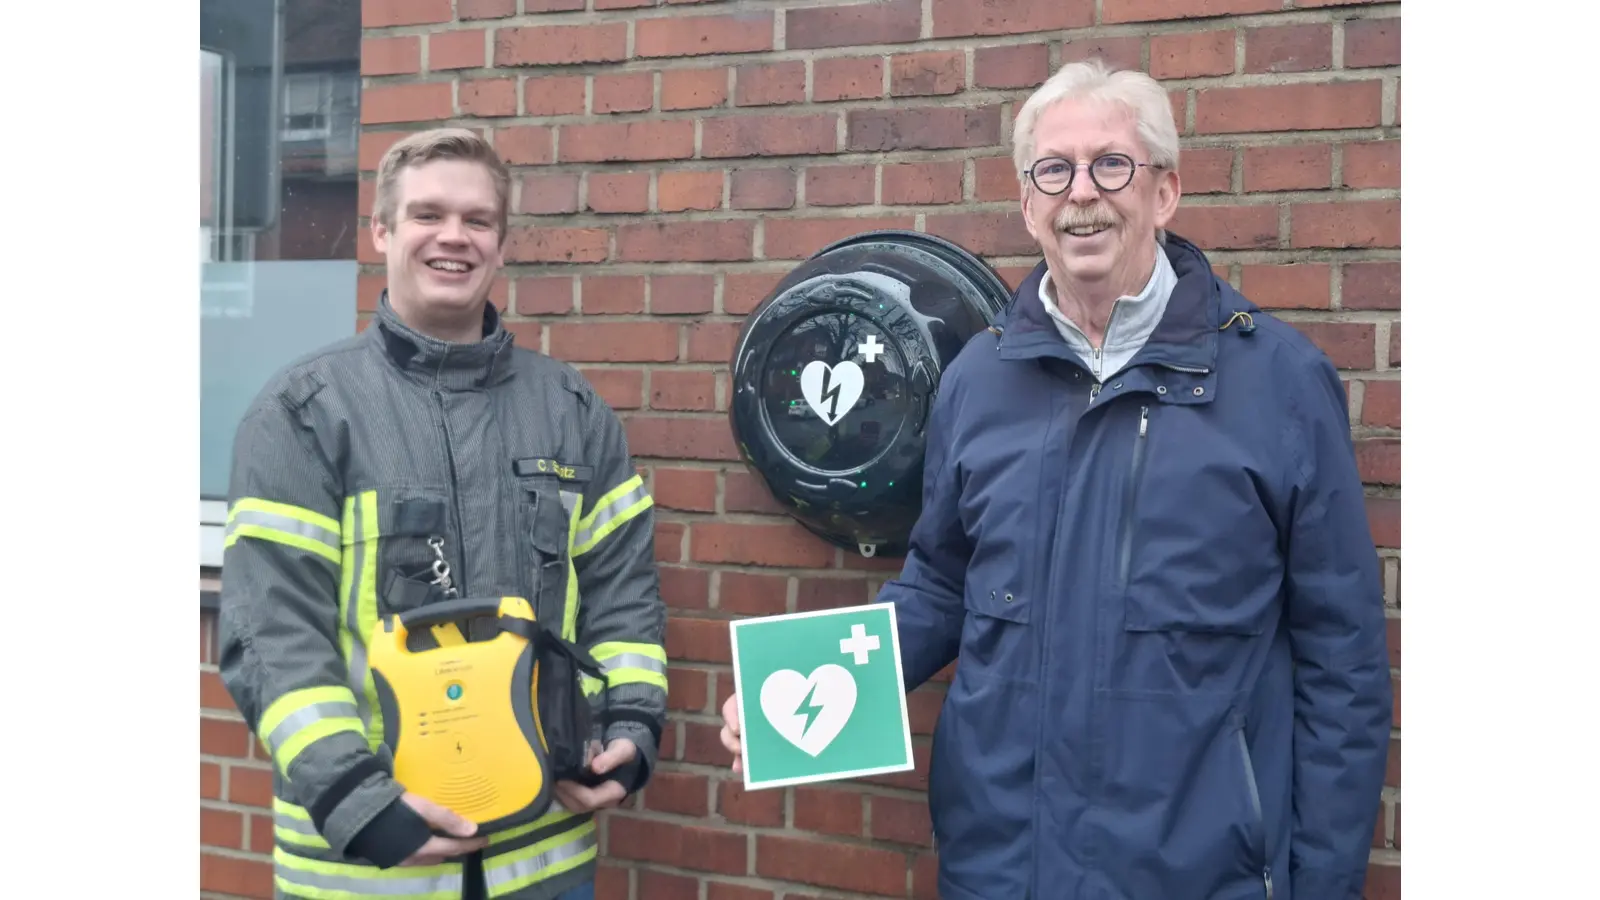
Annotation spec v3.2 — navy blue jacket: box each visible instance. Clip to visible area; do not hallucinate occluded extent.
[883,234,1393,900]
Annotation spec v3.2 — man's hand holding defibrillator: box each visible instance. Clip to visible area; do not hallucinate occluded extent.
[554,737,639,813]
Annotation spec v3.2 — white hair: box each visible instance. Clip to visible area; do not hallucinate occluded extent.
[1011,57,1181,185]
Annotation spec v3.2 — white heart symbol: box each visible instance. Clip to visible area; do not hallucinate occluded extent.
[758,664,857,757]
[799,360,865,426]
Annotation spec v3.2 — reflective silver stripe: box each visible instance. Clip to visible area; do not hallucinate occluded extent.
[573,483,648,549]
[225,508,339,549]
[483,829,598,892]
[264,701,359,754]
[274,808,322,840]
[275,863,463,897]
[559,489,580,519]
[600,653,666,677]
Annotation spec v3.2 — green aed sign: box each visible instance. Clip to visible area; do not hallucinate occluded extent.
[729,602,915,791]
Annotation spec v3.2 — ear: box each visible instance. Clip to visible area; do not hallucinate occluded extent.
[1020,180,1042,243]
[370,215,391,255]
[1152,168,1182,230]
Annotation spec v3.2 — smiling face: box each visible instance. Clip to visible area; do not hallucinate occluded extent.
[371,158,505,341]
[1021,97,1181,303]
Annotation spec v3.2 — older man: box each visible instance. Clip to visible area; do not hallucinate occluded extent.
[721,59,1392,900]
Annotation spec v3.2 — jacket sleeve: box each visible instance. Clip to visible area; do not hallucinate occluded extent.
[1281,353,1394,899]
[217,393,431,867]
[879,376,971,691]
[570,390,668,792]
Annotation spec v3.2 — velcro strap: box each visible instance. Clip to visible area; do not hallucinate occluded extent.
[602,708,663,747]
[309,756,386,832]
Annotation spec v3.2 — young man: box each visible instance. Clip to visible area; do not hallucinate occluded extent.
[720,60,1392,900]
[218,128,667,900]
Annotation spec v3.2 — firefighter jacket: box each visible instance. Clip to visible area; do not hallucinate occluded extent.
[217,295,668,900]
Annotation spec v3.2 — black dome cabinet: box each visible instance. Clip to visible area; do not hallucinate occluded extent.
[728,231,1012,559]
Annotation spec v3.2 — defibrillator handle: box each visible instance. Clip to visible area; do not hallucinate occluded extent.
[397,596,514,630]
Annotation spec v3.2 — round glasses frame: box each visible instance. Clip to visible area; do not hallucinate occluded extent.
[1024,153,1158,195]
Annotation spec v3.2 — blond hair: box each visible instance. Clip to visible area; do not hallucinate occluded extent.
[371,127,511,241]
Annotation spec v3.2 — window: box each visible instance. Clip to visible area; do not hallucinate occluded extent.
[200,0,362,567]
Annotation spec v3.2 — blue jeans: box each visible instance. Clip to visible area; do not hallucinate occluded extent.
[554,884,594,900]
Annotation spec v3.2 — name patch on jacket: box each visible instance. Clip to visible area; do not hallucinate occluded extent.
[513,457,592,482]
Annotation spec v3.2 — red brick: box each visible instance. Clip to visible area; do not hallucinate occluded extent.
[724,468,787,512]
[459,78,517,117]
[361,36,420,76]
[658,171,725,213]
[494,125,554,165]
[201,852,273,900]
[891,51,965,97]
[883,162,964,205]
[754,835,908,896]
[795,577,872,612]
[703,114,838,158]
[593,72,654,114]
[636,12,774,58]
[1364,863,1401,900]
[635,870,697,900]
[201,717,250,758]
[1240,264,1332,310]
[806,164,875,206]
[594,865,629,900]
[459,0,515,18]
[932,0,1091,36]
[515,276,574,315]
[849,106,1001,151]
[641,770,711,816]
[1356,438,1400,486]
[787,0,921,51]
[907,686,945,735]
[617,221,755,262]
[227,765,274,808]
[361,83,451,125]
[1168,204,1279,250]
[363,0,450,27]
[587,172,651,215]
[561,122,696,162]
[505,227,608,264]
[666,664,712,712]
[1150,30,1236,79]
[1061,36,1145,72]
[1291,200,1400,249]
[580,367,643,410]
[1343,140,1400,189]
[692,522,833,568]
[974,43,1050,89]
[793,787,864,837]
[1178,147,1233,194]
[1245,23,1332,73]
[200,671,235,712]
[974,155,1021,201]
[659,565,713,610]
[923,212,1036,256]
[1367,497,1400,549]
[201,808,243,849]
[1363,380,1401,429]
[580,275,645,314]
[524,0,584,9]
[627,415,742,461]
[430,29,486,70]
[1345,17,1401,68]
[652,370,717,411]
[651,274,718,315]
[1294,322,1377,370]
[608,816,748,874]
[662,68,729,110]
[912,852,940,900]
[249,813,274,854]
[201,762,222,800]
[718,780,784,826]
[1343,261,1400,310]
[1243,144,1332,192]
[657,522,687,563]
[813,57,884,102]
[720,570,789,616]
[1389,323,1400,367]
[708,884,775,900]
[495,24,628,66]
[666,615,733,665]
[687,321,742,362]
[765,216,916,260]
[1102,0,1277,23]
[1197,81,1384,133]
[548,322,676,362]
[596,0,653,7]
[737,61,807,107]
[525,76,586,116]
[871,794,933,846]
[731,168,796,210]
[518,173,580,216]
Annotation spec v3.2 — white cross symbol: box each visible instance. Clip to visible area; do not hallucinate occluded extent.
[857,334,885,364]
[839,623,881,665]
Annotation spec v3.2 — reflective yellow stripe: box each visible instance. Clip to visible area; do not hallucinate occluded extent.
[483,820,598,895]
[572,476,651,557]
[274,847,461,899]
[226,497,341,565]
[335,491,384,751]
[591,641,669,690]
[273,798,328,849]
[258,686,364,773]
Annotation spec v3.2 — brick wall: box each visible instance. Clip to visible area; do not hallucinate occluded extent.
[199,0,1401,896]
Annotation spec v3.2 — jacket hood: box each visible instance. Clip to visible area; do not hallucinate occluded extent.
[370,292,517,389]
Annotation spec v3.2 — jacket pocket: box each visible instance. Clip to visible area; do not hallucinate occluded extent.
[1234,724,1274,899]
[519,482,575,633]
[958,560,1034,682]
[373,488,455,619]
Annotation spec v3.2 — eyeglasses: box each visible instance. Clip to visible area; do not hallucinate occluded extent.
[1024,153,1158,195]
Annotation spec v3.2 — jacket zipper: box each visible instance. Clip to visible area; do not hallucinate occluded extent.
[433,389,469,596]
[1117,406,1149,586]
[1236,727,1273,900]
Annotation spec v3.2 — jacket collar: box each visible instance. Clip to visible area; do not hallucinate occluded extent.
[996,232,1222,376]
[370,291,516,390]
